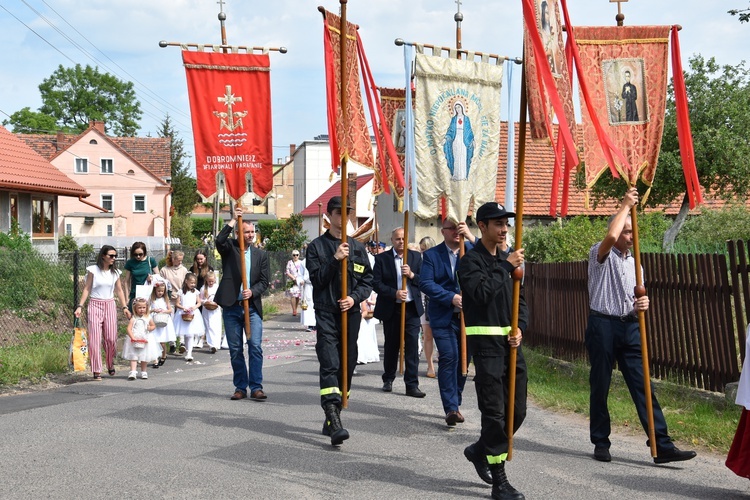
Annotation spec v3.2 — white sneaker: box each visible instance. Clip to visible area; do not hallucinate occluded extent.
[127,371,137,380]
[140,372,148,379]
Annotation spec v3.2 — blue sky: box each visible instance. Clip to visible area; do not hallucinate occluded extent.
[1,0,748,175]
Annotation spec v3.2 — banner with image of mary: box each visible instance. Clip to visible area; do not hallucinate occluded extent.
[413,53,503,222]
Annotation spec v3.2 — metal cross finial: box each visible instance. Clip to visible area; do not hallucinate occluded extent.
[609,0,628,26]
[217,0,226,13]
[454,0,463,49]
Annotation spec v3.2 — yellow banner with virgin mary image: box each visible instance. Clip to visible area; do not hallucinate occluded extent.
[413,53,503,222]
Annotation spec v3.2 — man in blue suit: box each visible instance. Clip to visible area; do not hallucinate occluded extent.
[373,227,425,397]
[420,219,476,425]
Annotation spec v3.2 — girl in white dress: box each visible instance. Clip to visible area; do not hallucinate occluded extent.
[173,273,204,361]
[299,259,316,332]
[357,290,380,364]
[150,280,176,368]
[200,271,222,353]
[122,298,159,380]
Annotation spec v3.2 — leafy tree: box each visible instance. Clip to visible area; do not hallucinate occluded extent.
[36,64,142,136]
[729,5,750,23]
[2,107,57,134]
[157,114,199,216]
[263,214,308,252]
[583,55,750,250]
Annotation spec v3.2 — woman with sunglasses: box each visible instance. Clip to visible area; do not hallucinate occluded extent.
[285,250,304,316]
[122,242,159,311]
[74,245,132,380]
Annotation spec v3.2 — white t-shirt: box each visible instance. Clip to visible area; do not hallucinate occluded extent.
[86,265,121,299]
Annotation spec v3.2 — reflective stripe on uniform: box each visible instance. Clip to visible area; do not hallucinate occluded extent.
[486,453,508,464]
[465,325,511,336]
[320,387,341,396]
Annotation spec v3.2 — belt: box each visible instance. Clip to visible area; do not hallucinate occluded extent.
[589,309,638,323]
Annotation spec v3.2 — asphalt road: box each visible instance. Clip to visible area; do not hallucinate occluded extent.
[1,314,749,499]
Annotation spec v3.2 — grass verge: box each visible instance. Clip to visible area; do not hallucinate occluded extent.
[525,347,742,454]
[0,332,69,385]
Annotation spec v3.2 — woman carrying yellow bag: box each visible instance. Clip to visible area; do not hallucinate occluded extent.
[69,318,89,372]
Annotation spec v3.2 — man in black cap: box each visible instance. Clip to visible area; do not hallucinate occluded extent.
[305,196,373,446]
[459,201,527,500]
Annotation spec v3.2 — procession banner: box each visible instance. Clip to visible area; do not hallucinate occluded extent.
[574,26,670,198]
[182,50,273,201]
[373,87,410,200]
[413,53,503,222]
[322,10,375,172]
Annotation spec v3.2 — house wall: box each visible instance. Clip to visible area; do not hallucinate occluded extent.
[271,162,295,219]
[0,189,59,253]
[0,191,8,232]
[53,130,170,238]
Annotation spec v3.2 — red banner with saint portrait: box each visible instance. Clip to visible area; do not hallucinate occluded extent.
[372,87,411,200]
[183,50,273,201]
[574,26,670,197]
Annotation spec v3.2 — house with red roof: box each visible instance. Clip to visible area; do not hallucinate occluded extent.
[0,125,88,253]
[18,121,172,250]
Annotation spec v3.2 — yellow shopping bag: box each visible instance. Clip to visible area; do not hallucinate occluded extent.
[69,318,89,372]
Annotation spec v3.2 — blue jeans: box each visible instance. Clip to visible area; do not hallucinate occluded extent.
[223,303,263,394]
[432,317,468,414]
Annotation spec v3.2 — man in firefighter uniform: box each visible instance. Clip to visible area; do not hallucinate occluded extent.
[305,196,373,446]
[458,202,527,500]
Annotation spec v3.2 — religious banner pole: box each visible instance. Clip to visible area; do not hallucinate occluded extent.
[610,0,657,458]
[455,0,469,378]
[338,0,351,409]
[506,65,528,461]
[399,212,408,375]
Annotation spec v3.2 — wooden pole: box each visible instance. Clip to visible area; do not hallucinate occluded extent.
[631,205,657,457]
[399,212,409,374]
[459,234,467,376]
[236,210,253,365]
[506,66,529,461]
[318,202,322,237]
[339,0,350,409]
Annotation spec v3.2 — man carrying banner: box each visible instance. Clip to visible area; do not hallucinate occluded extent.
[459,202,526,500]
[373,227,425,398]
[586,188,696,464]
[306,196,373,446]
[420,220,476,425]
[215,206,270,402]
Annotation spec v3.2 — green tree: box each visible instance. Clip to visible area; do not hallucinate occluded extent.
[36,64,142,136]
[584,55,750,250]
[729,5,750,22]
[2,107,57,134]
[157,114,199,216]
[263,214,308,252]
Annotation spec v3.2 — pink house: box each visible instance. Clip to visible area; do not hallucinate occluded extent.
[19,122,172,248]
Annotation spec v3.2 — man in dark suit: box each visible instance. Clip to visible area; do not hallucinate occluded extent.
[420,219,476,425]
[373,227,425,398]
[215,206,270,401]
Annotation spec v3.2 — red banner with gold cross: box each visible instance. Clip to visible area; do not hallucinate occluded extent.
[182,50,273,201]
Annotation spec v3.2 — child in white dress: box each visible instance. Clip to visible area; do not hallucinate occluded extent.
[150,280,176,368]
[173,272,204,361]
[200,271,222,353]
[122,298,159,380]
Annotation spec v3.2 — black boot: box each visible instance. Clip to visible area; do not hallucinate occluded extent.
[464,444,492,484]
[321,419,331,436]
[490,462,524,500]
[323,403,349,446]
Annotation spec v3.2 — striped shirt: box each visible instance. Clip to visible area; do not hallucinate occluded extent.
[588,242,642,317]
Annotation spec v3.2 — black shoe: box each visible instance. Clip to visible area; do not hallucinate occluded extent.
[464,444,492,484]
[322,419,331,436]
[405,387,426,398]
[594,446,611,462]
[382,381,393,392]
[323,403,349,446]
[490,462,524,500]
[168,344,176,355]
[654,447,696,464]
[445,411,460,426]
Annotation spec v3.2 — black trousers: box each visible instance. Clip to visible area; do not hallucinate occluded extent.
[315,309,360,408]
[585,314,673,450]
[381,301,421,390]
[469,342,527,462]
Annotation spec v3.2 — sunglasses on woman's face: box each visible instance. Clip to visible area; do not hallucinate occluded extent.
[106,254,117,258]
[134,252,145,257]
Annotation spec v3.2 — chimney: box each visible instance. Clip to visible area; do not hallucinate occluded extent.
[56,130,64,152]
[90,120,105,134]
[289,144,296,157]
[347,172,358,228]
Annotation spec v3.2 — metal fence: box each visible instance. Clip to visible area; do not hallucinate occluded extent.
[524,240,750,393]
[0,246,298,347]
